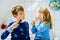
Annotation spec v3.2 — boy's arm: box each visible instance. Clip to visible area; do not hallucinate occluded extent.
[1,30,10,39]
[31,25,37,34]
[1,20,20,39]
[24,22,30,39]
[1,22,15,39]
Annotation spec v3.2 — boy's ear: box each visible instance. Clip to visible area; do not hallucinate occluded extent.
[13,15,17,18]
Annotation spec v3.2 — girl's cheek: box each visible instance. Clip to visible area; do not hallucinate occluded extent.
[38,14,41,19]
[36,15,38,18]
[36,14,39,18]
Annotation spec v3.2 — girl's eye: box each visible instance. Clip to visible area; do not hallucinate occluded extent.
[37,12,39,14]
[37,13,39,14]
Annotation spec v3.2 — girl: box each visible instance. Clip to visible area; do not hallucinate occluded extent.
[31,7,52,40]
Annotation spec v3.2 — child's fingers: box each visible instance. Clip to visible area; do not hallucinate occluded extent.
[10,22,18,29]
[32,17,37,22]
[12,23,18,28]
[31,20,35,26]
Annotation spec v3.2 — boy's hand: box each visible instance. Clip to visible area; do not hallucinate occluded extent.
[10,22,19,30]
[7,20,22,32]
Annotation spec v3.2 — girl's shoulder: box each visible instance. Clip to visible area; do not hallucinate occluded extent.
[35,21,41,26]
[40,22,50,27]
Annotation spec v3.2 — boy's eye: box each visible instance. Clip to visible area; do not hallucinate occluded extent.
[19,13,23,15]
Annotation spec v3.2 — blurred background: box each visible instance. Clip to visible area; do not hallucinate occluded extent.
[0,0,60,40]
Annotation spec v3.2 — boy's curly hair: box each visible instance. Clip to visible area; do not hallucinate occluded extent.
[11,4,24,15]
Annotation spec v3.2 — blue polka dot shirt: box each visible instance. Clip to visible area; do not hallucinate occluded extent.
[1,20,30,40]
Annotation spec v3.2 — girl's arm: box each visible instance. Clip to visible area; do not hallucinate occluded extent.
[31,25,37,34]
[31,17,37,34]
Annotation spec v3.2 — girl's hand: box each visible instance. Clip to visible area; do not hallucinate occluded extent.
[31,20,35,26]
[31,17,37,26]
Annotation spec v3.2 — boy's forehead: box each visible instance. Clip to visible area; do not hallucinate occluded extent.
[18,11,24,13]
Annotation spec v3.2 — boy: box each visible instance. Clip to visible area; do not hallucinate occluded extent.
[1,4,30,40]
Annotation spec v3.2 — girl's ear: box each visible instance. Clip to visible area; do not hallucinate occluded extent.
[43,15,46,21]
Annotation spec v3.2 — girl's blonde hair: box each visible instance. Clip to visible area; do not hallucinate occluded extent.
[39,7,52,29]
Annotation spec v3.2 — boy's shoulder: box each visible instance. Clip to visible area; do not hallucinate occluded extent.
[22,20,29,24]
[24,21,29,25]
[22,20,29,27]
